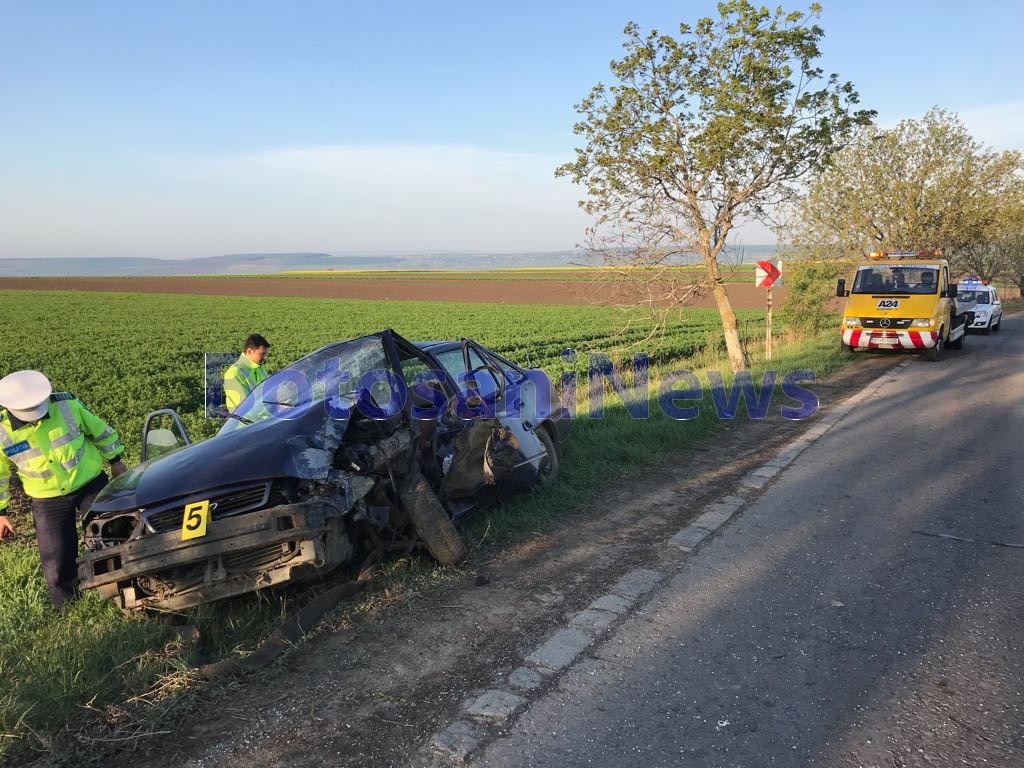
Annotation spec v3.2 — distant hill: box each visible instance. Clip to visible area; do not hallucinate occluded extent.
[0,246,778,277]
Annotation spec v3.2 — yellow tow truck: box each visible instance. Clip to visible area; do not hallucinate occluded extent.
[836,251,974,362]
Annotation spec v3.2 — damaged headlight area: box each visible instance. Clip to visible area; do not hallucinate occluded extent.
[79,479,369,612]
[79,439,404,613]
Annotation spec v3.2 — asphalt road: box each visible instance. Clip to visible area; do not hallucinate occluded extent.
[471,319,1024,768]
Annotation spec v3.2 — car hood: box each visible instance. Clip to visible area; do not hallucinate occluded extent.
[90,406,351,515]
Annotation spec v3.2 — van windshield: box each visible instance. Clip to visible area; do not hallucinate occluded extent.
[852,265,940,295]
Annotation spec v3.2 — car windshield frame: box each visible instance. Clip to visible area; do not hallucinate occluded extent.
[851,264,941,295]
[219,335,392,434]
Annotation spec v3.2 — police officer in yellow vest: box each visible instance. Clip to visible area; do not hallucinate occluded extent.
[0,370,126,610]
[223,333,270,413]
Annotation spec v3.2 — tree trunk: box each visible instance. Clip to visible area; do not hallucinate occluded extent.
[710,279,748,372]
[701,247,748,372]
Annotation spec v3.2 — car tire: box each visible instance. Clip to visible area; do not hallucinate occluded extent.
[982,320,991,335]
[398,470,468,566]
[925,330,944,362]
[993,316,1001,332]
[536,426,560,484]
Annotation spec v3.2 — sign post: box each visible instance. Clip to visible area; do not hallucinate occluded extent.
[754,261,783,361]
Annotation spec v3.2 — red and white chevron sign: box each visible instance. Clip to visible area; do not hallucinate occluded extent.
[755,260,782,288]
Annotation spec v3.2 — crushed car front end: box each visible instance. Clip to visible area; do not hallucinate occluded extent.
[79,335,409,612]
[79,478,367,611]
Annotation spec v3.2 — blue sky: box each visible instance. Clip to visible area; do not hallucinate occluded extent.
[1,1,1021,259]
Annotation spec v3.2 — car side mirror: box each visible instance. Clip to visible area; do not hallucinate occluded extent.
[947,284,958,299]
[141,408,191,462]
[145,428,181,460]
[836,279,848,298]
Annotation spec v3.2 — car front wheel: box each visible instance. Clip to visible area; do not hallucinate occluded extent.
[925,330,944,362]
[398,471,468,566]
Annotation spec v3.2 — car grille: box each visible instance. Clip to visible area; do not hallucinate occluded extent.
[862,318,912,329]
[144,482,272,533]
[223,541,297,573]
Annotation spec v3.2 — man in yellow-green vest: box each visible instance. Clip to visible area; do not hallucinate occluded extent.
[223,333,270,413]
[0,370,126,610]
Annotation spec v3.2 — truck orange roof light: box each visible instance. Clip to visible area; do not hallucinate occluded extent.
[866,250,943,260]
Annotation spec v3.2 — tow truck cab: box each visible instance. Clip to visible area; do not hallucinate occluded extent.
[836,251,974,362]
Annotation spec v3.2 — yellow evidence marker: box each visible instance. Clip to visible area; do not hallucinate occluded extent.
[181,500,211,540]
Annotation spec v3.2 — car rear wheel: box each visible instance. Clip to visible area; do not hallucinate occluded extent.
[397,471,468,566]
[536,426,560,484]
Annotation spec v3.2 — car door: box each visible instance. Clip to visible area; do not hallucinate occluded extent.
[991,288,1002,324]
[941,265,952,333]
[384,333,458,419]
[380,332,473,479]
[456,339,550,478]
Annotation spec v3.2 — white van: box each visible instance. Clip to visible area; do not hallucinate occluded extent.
[958,280,1003,334]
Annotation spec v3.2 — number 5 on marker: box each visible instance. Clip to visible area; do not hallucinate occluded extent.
[181,500,211,540]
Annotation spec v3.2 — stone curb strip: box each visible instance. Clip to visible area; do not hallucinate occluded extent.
[426,359,911,764]
[428,568,665,761]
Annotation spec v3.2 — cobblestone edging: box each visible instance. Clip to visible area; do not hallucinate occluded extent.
[425,359,913,765]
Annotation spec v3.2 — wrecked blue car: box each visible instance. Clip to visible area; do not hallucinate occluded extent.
[78,330,568,612]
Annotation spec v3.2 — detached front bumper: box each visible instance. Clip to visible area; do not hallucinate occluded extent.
[78,499,353,612]
[842,329,939,349]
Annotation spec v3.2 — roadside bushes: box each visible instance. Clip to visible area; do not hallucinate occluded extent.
[781,255,856,335]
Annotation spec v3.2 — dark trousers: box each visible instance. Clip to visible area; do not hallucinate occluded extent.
[31,473,108,611]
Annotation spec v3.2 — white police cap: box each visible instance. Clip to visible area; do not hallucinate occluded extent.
[0,370,53,422]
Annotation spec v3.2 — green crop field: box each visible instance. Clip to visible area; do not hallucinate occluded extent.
[0,290,772,458]
[0,289,847,764]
